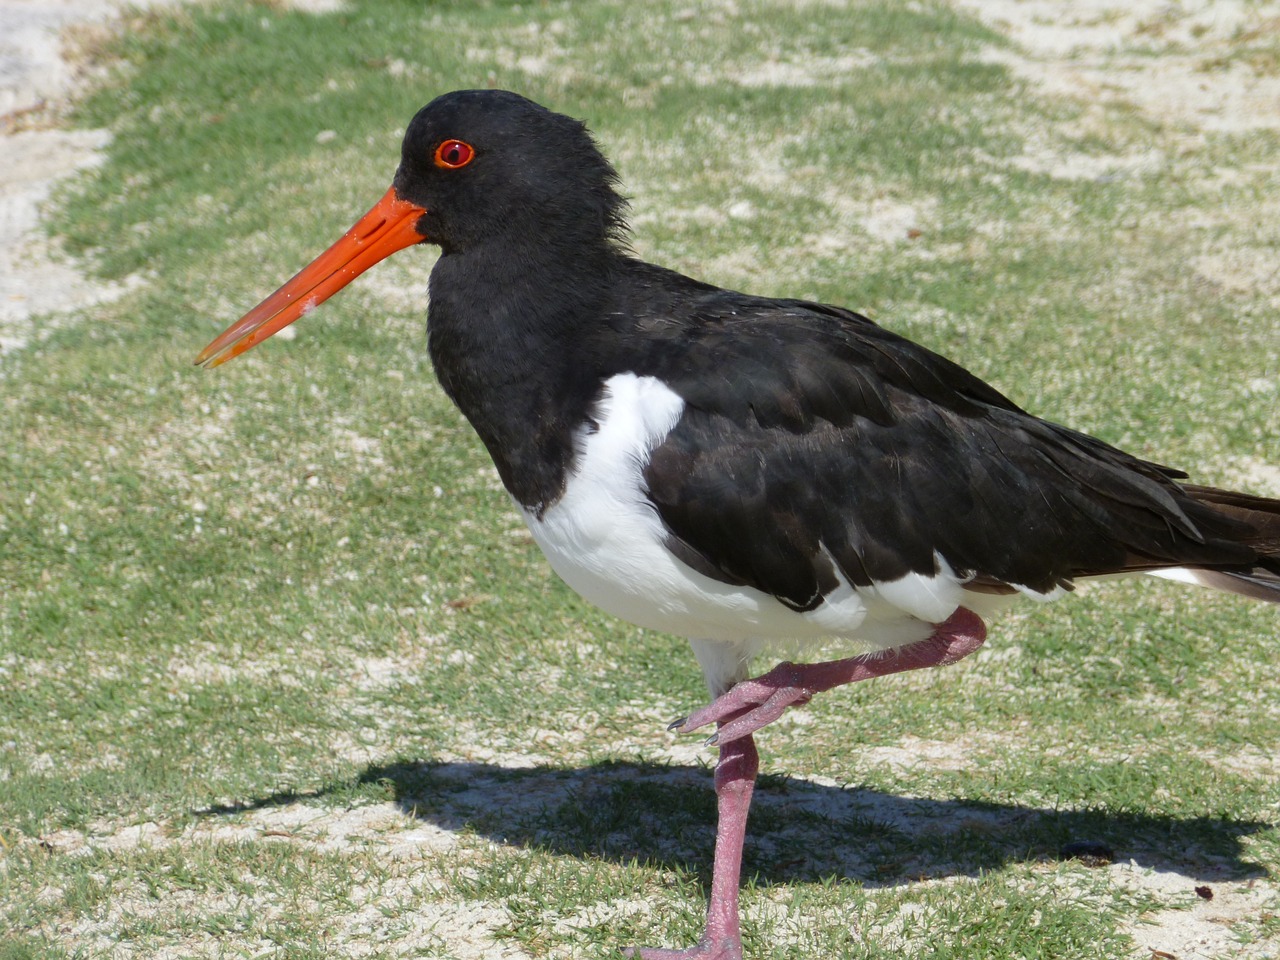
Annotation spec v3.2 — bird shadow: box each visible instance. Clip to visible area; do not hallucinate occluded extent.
[202,758,1273,888]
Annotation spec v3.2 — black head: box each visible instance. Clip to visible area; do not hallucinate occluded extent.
[393,89,629,254]
[196,90,630,366]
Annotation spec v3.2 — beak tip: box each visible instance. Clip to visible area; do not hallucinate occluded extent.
[194,186,426,372]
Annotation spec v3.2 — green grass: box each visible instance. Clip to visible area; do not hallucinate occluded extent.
[2,0,1279,957]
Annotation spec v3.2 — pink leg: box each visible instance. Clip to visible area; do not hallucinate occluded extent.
[625,608,987,959]
[673,607,987,746]
[625,731,758,960]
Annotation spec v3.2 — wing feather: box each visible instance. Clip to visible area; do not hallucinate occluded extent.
[624,289,1263,610]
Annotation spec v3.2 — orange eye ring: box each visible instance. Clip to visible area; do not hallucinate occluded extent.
[434,139,476,169]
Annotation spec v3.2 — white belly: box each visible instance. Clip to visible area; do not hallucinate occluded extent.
[520,373,992,690]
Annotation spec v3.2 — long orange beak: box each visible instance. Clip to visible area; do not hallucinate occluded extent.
[195,186,428,367]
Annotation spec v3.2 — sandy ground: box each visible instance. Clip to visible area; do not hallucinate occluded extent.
[0,0,151,352]
[3,2,1278,958]
[0,0,342,354]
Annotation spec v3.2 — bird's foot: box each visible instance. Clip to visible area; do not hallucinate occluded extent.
[671,607,986,746]
[670,660,817,746]
[622,935,743,959]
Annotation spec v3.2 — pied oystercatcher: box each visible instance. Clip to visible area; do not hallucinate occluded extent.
[197,90,1280,959]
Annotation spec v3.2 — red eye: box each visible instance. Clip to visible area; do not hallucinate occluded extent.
[434,139,475,169]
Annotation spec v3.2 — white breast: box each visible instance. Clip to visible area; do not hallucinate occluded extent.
[520,372,991,693]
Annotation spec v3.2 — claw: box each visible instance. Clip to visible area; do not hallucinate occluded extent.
[667,716,688,732]
[703,732,719,747]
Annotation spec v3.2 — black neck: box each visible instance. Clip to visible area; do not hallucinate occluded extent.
[426,239,623,513]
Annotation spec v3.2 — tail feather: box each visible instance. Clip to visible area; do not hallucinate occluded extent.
[1185,567,1280,602]
[1177,483,1280,602]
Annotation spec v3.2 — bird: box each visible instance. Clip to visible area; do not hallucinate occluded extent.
[196,89,1280,959]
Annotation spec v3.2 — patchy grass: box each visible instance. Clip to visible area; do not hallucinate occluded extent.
[1,0,1278,958]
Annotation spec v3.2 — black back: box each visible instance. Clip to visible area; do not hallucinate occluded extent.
[606,263,1263,608]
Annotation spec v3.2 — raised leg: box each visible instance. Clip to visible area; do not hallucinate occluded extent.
[624,607,987,958]
[673,607,986,746]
